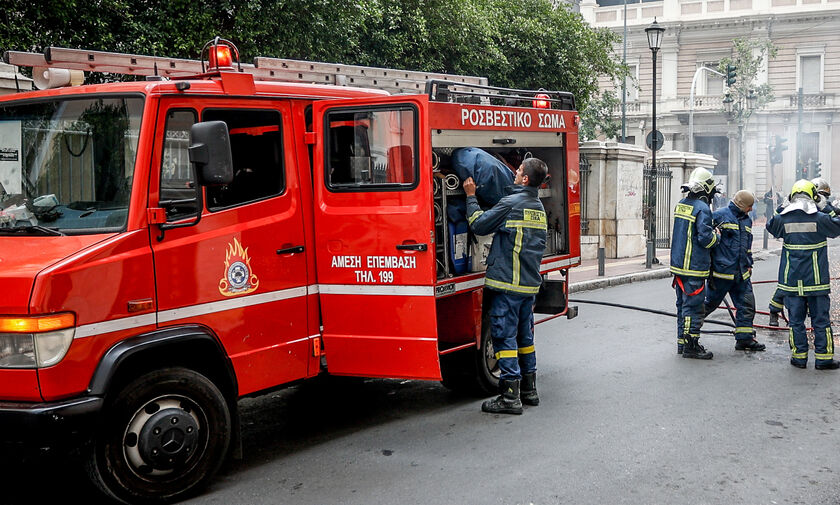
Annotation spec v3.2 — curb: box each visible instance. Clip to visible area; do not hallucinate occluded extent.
[569,267,671,293]
[568,247,782,293]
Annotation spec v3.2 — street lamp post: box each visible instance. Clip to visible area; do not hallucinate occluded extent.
[645,18,665,269]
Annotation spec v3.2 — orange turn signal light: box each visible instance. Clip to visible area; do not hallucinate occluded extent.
[0,313,75,333]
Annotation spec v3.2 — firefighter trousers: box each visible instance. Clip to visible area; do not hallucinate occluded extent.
[704,278,755,340]
[674,276,706,347]
[785,295,834,365]
[769,285,785,314]
[489,290,536,381]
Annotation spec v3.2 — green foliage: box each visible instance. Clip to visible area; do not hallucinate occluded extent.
[1,0,624,114]
[579,90,621,141]
[718,37,778,124]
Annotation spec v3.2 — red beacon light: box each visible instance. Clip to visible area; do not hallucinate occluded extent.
[211,46,233,69]
[532,93,551,109]
[201,36,240,72]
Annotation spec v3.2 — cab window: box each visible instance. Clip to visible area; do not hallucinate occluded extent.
[159,109,198,221]
[325,105,417,191]
[202,109,285,210]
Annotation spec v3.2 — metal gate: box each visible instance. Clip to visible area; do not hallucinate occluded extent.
[643,160,673,248]
[579,153,591,235]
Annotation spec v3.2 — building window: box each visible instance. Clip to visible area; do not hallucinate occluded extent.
[800,132,819,166]
[624,64,639,102]
[703,63,724,96]
[799,55,822,94]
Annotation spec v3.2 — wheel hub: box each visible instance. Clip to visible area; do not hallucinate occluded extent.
[137,408,199,470]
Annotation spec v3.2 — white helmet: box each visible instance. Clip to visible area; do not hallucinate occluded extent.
[681,167,717,195]
[811,177,831,197]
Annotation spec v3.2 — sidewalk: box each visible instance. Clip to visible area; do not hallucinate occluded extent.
[566,221,783,293]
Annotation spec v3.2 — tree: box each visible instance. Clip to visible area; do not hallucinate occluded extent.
[717,37,778,125]
[1,0,625,117]
[579,90,621,141]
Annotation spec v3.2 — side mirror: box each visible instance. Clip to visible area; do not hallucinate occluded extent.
[189,121,234,185]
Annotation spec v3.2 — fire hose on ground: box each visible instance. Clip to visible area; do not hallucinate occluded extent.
[567,276,840,336]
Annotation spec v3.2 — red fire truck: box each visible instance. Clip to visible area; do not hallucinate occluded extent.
[0,38,580,503]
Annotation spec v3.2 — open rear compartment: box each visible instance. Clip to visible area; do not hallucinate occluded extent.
[431,130,570,386]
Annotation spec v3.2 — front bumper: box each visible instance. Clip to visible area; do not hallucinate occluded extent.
[0,396,103,450]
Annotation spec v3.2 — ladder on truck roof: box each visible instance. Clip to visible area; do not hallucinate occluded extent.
[3,45,488,96]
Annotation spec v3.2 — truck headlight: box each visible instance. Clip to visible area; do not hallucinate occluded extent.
[0,314,75,369]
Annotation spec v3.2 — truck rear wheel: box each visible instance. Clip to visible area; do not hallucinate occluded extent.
[86,368,232,504]
[440,310,499,396]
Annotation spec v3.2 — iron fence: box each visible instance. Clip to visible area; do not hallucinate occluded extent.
[579,153,591,235]
[643,160,673,249]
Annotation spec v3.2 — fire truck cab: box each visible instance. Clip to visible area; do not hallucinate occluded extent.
[0,39,580,503]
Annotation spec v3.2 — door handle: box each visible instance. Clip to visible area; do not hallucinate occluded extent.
[277,245,305,255]
[396,243,428,252]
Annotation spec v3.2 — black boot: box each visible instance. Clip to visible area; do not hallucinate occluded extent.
[481,379,523,415]
[769,312,780,327]
[735,338,766,351]
[683,337,714,360]
[815,360,840,370]
[521,373,539,406]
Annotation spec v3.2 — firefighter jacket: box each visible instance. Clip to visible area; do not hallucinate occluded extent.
[467,185,547,296]
[767,205,840,296]
[710,201,753,281]
[669,196,720,278]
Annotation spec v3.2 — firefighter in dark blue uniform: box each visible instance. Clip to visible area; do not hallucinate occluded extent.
[767,179,840,369]
[768,178,836,326]
[703,190,765,350]
[465,157,549,414]
[671,167,720,359]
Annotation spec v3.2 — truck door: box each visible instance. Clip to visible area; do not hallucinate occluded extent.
[312,96,440,380]
[150,99,311,395]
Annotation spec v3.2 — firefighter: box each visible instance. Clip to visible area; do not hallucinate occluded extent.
[703,190,766,351]
[464,157,549,415]
[768,178,834,326]
[671,167,720,359]
[766,179,840,369]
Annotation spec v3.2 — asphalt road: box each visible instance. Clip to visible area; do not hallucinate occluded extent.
[4,244,840,505]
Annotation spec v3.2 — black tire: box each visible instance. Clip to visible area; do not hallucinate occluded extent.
[86,368,232,504]
[440,307,499,396]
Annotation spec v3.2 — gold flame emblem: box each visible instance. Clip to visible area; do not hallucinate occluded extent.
[218,238,259,296]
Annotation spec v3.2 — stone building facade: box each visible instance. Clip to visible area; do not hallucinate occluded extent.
[582,0,840,202]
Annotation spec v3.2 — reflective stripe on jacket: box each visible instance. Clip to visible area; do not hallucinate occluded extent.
[710,201,753,281]
[766,205,840,296]
[467,185,547,295]
[669,196,720,278]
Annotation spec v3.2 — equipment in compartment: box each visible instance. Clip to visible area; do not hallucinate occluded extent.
[432,143,568,279]
[451,147,514,207]
[448,220,470,275]
[470,233,493,272]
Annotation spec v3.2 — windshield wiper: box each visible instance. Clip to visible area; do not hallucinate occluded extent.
[0,225,65,236]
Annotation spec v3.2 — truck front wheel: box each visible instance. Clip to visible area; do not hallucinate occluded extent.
[86,368,232,504]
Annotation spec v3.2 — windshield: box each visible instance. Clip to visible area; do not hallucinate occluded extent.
[0,96,143,234]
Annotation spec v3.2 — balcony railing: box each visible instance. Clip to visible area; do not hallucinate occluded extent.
[788,93,832,108]
[682,95,723,110]
[611,101,645,114]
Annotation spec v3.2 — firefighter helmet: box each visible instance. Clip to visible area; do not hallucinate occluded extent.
[790,179,817,201]
[811,177,831,197]
[682,167,717,195]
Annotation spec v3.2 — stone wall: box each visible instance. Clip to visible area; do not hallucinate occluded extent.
[578,142,718,260]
